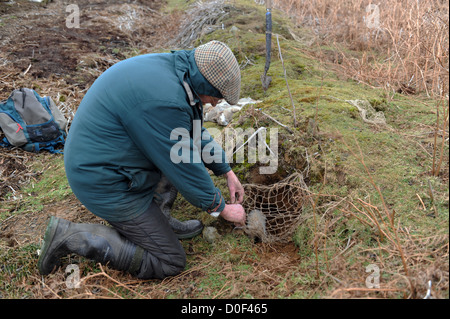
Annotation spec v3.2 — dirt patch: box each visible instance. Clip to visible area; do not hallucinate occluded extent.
[0,149,32,200]
[0,193,103,247]
[0,0,177,96]
[246,164,288,185]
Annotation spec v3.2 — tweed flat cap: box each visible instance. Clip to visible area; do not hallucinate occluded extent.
[194,41,241,105]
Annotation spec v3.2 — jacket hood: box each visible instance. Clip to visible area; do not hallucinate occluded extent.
[173,49,223,102]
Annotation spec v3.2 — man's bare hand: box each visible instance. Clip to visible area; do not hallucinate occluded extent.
[224,170,244,204]
[220,204,246,227]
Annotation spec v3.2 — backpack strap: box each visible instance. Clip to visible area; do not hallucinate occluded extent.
[21,135,65,154]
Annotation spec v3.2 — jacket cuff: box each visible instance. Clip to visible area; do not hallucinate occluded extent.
[206,187,226,216]
[213,165,231,176]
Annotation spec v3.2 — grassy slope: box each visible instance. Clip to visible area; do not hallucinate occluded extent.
[219,1,449,298]
[0,0,448,299]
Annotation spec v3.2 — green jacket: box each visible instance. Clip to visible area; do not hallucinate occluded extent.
[64,50,231,222]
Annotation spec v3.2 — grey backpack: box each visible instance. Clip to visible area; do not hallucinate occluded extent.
[0,88,67,153]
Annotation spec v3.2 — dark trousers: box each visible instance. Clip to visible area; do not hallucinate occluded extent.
[107,201,186,279]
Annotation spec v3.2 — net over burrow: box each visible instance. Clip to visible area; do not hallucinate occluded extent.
[242,172,311,243]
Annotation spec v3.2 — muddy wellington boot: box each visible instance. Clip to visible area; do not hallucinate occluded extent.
[156,177,203,239]
[38,216,144,276]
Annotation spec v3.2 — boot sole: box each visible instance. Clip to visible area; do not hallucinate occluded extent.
[37,216,60,274]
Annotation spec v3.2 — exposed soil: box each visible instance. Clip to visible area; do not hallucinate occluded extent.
[1,193,104,247]
[0,150,31,199]
[0,0,178,96]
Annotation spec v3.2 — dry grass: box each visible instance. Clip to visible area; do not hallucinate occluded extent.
[307,137,449,299]
[320,195,449,299]
[170,0,231,48]
[272,0,449,99]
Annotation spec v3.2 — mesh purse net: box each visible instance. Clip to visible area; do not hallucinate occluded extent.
[241,172,310,243]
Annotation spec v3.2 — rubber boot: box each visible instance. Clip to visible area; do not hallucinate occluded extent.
[156,177,203,239]
[38,216,144,276]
